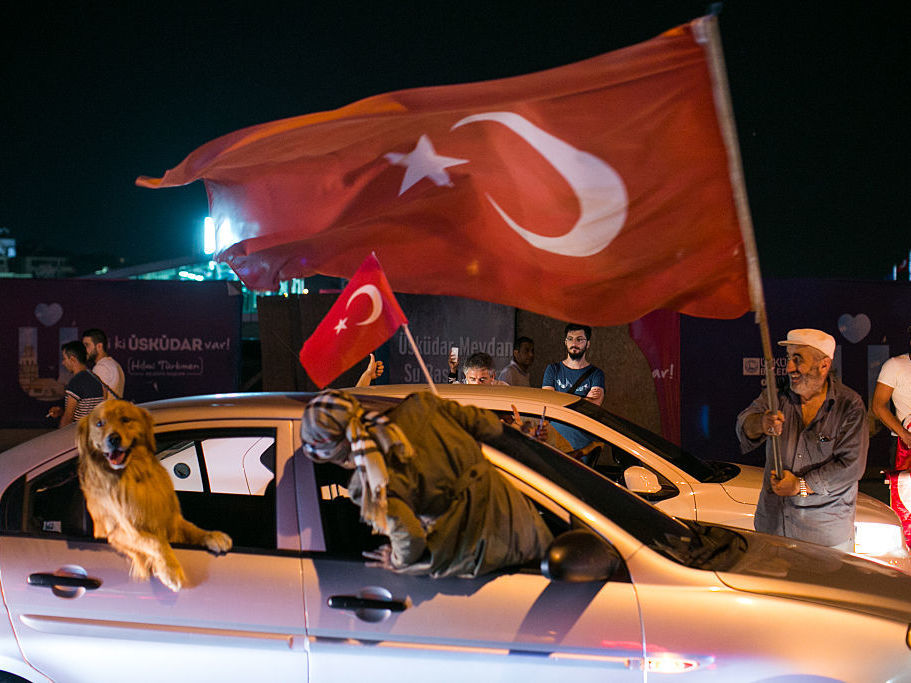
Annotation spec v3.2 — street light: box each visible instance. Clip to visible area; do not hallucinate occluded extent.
[203,217,216,255]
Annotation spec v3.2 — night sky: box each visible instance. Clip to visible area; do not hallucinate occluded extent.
[2,1,908,279]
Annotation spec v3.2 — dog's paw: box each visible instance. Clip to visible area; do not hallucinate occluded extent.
[204,531,233,554]
[156,563,186,593]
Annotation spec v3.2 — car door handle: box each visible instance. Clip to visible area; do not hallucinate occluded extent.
[327,595,408,612]
[28,573,102,590]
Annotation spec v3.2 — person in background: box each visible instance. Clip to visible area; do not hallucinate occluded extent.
[355,353,385,387]
[736,328,867,551]
[82,328,124,399]
[498,336,534,387]
[872,327,911,457]
[871,326,911,545]
[47,341,105,428]
[461,352,508,385]
[542,324,604,406]
[542,324,605,451]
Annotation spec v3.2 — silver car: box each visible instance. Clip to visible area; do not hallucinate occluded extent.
[0,392,910,682]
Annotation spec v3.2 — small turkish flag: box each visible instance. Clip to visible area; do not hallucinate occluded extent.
[299,253,407,388]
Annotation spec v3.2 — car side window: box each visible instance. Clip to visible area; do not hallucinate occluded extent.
[312,461,387,559]
[155,429,277,550]
[0,457,90,537]
[0,429,278,552]
[496,409,605,460]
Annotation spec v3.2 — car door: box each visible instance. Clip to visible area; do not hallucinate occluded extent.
[0,419,307,683]
[296,448,645,683]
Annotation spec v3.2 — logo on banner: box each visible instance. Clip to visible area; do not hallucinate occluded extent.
[743,357,788,377]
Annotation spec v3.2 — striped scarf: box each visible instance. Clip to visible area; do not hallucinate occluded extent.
[300,389,413,534]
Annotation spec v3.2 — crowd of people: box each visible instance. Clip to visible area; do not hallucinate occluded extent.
[445,323,605,404]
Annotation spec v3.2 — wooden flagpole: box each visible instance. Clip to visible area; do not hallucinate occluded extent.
[697,13,782,477]
[400,323,440,396]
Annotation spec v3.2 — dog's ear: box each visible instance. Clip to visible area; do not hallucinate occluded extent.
[76,414,92,455]
[138,406,157,452]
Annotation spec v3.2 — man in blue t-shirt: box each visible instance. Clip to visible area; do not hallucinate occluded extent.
[542,324,605,450]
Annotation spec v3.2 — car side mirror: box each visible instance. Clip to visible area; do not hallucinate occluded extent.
[624,465,662,494]
[541,529,622,582]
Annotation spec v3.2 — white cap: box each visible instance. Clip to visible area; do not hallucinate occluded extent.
[777,328,836,359]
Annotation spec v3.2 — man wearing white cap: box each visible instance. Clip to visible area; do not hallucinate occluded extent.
[736,328,868,551]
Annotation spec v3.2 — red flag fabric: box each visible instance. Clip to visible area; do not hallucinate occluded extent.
[298,253,407,388]
[138,16,751,325]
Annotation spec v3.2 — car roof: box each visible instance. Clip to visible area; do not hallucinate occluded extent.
[350,384,581,408]
[140,392,317,424]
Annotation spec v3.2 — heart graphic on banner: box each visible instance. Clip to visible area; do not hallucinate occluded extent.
[34,303,63,327]
[837,313,871,343]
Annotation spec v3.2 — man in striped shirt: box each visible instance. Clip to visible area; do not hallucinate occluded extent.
[47,341,105,428]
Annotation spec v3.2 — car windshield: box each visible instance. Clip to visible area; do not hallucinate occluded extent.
[487,428,745,570]
[567,398,729,482]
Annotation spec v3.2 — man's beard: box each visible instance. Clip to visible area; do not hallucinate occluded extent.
[789,367,826,399]
[567,348,585,361]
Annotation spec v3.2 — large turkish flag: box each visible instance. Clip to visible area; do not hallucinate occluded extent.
[138,16,752,325]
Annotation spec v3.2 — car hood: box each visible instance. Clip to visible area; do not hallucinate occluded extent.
[855,492,904,525]
[718,466,896,526]
[718,533,911,623]
[718,463,762,504]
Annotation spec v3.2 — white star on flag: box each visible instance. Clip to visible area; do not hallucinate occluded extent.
[384,134,468,196]
[334,318,348,334]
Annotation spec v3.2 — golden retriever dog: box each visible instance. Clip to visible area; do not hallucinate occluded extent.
[76,400,232,591]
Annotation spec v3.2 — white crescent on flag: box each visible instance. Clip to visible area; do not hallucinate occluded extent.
[452,111,628,258]
[347,284,383,325]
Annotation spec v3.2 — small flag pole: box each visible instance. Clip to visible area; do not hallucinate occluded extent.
[399,323,439,396]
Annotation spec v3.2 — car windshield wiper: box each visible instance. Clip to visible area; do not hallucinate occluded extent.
[684,524,747,569]
[651,530,698,564]
[652,524,746,569]
[702,461,740,483]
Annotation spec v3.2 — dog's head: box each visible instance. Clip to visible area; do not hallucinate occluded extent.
[77,400,156,471]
